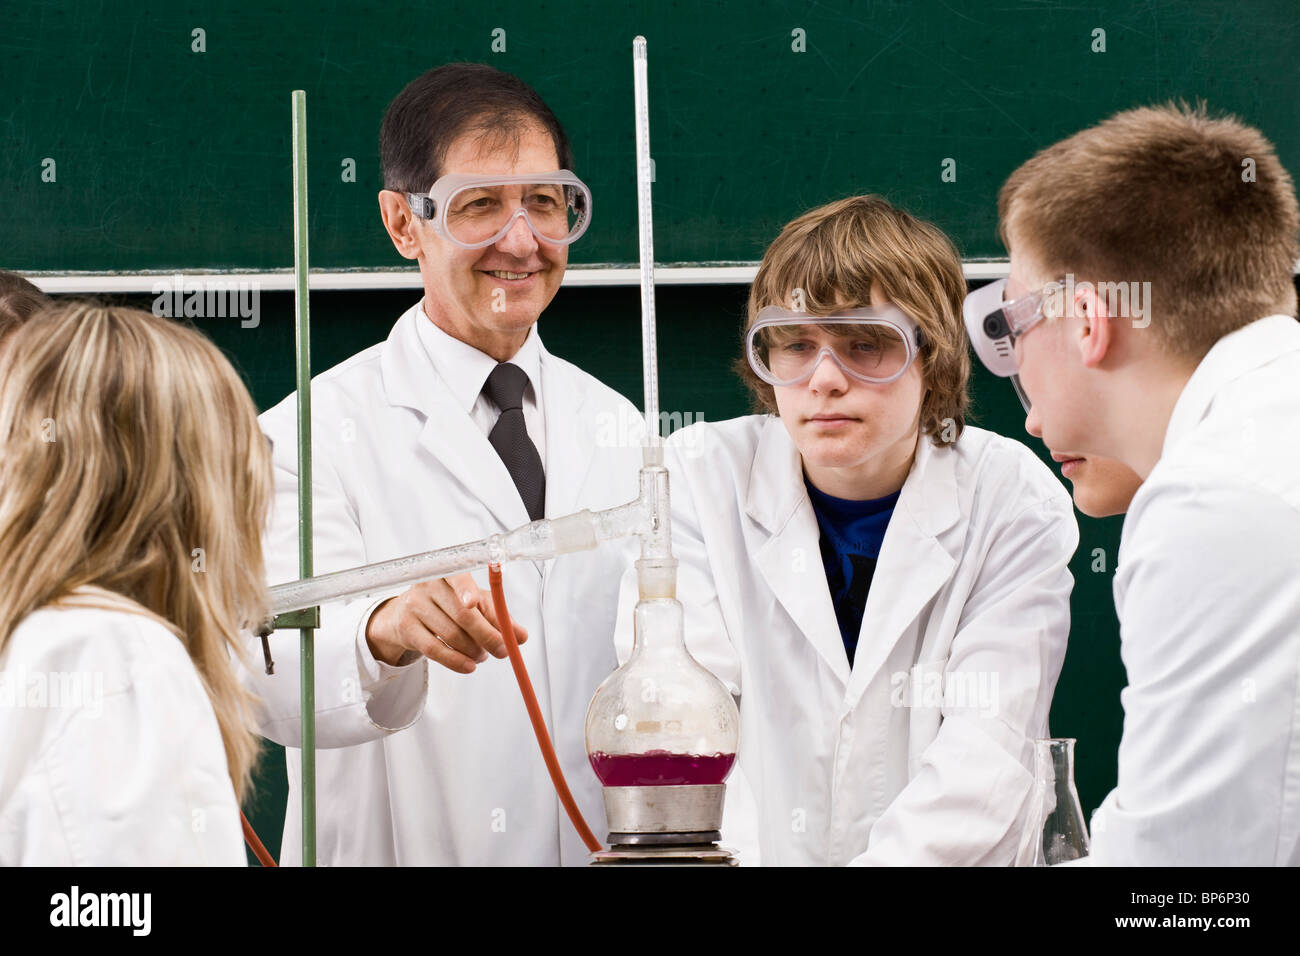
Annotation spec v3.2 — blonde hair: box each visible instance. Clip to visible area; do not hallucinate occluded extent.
[738,195,970,445]
[0,302,271,801]
[999,101,1300,356]
[0,271,51,340]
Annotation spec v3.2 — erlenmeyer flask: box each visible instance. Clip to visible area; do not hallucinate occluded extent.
[1018,737,1090,866]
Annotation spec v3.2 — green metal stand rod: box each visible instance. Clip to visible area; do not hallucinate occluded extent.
[290,89,316,868]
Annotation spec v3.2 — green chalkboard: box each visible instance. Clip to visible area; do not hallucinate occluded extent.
[3,0,1298,272]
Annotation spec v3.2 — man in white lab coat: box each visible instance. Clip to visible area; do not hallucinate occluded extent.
[981,102,1300,864]
[247,63,641,865]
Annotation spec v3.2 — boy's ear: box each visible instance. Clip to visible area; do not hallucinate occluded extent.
[378,190,422,260]
[1075,283,1112,369]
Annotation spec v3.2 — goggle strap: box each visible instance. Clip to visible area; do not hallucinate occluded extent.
[407,193,435,220]
[1011,375,1031,413]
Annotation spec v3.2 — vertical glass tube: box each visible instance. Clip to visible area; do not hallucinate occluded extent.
[633,37,662,466]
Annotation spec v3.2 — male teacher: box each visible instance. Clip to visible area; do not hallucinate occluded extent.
[249,63,642,865]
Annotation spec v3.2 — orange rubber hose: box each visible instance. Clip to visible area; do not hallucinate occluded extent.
[488,563,602,853]
[241,810,278,867]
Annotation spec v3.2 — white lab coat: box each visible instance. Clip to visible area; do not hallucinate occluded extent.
[0,592,245,865]
[247,302,642,866]
[1090,314,1300,865]
[615,416,1077,865]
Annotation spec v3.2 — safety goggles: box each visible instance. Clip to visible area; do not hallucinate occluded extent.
[746,306,926,387]
[962,277,1064,411]
[406,170,593,249]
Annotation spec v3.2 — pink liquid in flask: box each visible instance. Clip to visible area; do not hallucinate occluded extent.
[589,749,736,786]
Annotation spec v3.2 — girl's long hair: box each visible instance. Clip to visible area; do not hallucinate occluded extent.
[0,302,270,801]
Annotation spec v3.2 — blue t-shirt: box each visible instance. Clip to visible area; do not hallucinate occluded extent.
[804,478,900,666]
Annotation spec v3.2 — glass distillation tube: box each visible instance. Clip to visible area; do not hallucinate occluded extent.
[584,557,740,856]
[1019,737,1091,866]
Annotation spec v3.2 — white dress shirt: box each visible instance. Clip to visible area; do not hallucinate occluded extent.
[0,593,246,865]
[1090,314,1300,865]
[414,302,546,465]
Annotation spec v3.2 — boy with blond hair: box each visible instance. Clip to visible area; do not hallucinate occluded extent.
[616,195,1077,865]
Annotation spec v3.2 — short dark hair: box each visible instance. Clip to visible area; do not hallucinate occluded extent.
[380,63,575,194]
[0,271,51,340]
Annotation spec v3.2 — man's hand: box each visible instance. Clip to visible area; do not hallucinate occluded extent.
[364,572,528,673]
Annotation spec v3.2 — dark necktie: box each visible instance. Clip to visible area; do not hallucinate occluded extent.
[482,362,546,521]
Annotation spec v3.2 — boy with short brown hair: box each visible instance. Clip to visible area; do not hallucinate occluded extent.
[978,101,1300,865]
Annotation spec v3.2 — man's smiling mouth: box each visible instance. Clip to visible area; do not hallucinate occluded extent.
[483,270,536,280]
